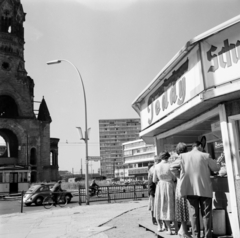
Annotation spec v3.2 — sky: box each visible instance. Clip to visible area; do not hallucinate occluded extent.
[19,0,240,174]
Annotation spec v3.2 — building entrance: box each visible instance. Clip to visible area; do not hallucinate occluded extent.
[9,172,18,193]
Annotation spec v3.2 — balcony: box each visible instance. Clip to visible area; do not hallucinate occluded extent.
[128,167,148,175]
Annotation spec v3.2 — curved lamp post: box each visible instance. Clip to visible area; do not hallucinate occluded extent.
[46,59,90,205]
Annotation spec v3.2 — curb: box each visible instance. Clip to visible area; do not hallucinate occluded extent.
[0,196,21,201]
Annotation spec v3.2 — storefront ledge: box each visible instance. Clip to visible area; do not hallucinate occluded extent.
[211,176,229,193]
[213,236,233,238]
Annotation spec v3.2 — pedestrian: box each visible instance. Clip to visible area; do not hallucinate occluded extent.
[170,141,222,238]
[148,162,157,225]
[170,142,191,238]
[89,179,100,196]
[153,151,176,235]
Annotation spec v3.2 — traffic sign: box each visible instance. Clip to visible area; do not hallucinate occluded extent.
[88,156,102,161]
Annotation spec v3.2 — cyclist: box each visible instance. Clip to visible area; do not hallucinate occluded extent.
[51,180,63,206]
[89,179,100,196]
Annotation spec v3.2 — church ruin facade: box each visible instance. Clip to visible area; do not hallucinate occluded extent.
[0,0,59,193]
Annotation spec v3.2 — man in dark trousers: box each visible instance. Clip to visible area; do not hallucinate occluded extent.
[51,180,63,206]
[170,141,222,238]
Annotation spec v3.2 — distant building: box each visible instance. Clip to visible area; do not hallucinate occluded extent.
[99,118,141,178]
[118,139,155,180]
[59,170,72,177]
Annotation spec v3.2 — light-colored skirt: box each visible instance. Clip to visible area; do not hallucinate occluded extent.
[154,180,175,221]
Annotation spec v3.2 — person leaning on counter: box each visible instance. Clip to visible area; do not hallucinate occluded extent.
[170,141,223,238]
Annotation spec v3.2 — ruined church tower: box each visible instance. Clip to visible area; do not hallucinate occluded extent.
[0,0,59,192]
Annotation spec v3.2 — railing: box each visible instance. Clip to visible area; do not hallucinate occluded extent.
[78,184,148,204]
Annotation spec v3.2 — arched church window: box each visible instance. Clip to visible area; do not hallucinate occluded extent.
[0,95,19,118]
[1,2,13,33]
[0,129,18,158]
[0,135,6,156]
[50,151,53,165]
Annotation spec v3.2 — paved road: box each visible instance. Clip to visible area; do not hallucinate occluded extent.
[0,196,80,215]
[0,195,145,215]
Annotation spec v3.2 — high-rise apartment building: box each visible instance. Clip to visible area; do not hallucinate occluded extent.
[99,118,141,178]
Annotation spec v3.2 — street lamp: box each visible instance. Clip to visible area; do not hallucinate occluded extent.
[47,59,90,205]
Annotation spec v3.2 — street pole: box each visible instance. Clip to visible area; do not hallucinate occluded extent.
[47,59,90,205]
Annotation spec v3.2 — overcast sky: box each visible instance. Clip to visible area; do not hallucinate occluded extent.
[20,0,240,174]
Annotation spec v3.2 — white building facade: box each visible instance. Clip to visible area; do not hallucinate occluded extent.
[115,139,155,180]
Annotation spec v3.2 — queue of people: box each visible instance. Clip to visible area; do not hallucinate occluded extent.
[147,141,223,238]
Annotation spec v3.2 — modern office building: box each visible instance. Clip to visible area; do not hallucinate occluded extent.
[116,139,155,180]
[99,118,141,178]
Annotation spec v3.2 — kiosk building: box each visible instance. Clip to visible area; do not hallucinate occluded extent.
[132,15,240,237]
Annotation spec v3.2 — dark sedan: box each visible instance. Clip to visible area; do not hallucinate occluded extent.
[23,183,72,206]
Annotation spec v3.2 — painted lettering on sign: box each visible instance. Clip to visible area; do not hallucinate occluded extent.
[215,141,223,149]
[162,90,168,111]
[207,39,240,72]
[170,83,177,105]
[148,76,186,125]
[148,103,153,125]
[155,99,161,115]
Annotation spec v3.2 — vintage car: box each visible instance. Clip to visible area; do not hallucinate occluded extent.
[23,183,73,206]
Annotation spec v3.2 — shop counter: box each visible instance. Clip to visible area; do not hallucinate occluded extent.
[211,176,232,235]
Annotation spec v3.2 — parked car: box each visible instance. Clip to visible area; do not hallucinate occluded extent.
[23,183,73,206]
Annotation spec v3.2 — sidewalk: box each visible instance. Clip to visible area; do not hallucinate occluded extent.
[0,199,149,238]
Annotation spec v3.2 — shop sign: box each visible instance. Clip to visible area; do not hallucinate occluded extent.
[140,45,204,129]
[215,141,223,149]
[201,22,240,89]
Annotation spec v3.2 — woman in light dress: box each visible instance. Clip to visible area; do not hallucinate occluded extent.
[153,151,176,235]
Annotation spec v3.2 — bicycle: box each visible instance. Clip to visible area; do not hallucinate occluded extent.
[43,192,69,209]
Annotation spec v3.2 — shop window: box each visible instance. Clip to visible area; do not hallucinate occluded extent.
[23,172,27,182]
[207,140,223,160]
[9,173,18,183]
[18,172,22,182]
[5,172,9,182]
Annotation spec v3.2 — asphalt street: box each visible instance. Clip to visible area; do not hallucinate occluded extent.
[0,195,143,215]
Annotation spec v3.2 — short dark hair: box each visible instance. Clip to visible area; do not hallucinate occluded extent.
[192,141,202,148]
[148,162,154,170]
[58,180,62,183]
[159,151,170,161]
[176,142,187,155]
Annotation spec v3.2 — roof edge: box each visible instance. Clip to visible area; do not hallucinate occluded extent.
[132,14,240,111]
